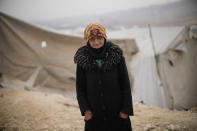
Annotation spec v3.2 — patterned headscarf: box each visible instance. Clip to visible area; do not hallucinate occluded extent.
[84,22,107,42]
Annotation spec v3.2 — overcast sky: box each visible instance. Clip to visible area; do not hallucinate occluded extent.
[0,0,181,21]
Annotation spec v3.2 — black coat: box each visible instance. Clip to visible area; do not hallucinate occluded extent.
[75,41,134,131]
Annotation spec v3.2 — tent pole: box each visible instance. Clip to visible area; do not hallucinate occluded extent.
[148,24,163,87]
[148,24,157,57]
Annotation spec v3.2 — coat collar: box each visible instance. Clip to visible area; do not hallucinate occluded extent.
[74,41,123,72]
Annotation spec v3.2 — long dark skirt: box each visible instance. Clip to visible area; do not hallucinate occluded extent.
[84,115,132,131]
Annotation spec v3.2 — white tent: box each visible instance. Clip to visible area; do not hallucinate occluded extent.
[130,26,185,109]
[157,25,197,110]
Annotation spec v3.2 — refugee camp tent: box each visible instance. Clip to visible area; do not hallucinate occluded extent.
[131,26,184,109]
[0,12,138,93]
[156,25,197,110]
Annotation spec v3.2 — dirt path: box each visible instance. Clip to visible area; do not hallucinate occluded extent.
[0,88,196,131]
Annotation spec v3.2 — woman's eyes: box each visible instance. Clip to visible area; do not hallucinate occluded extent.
[97,36,103,40]
[89,36,103,41]
[89,38,96,41]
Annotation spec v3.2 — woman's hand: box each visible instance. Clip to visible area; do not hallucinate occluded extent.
[84,110,93,121]
[119,112,128,119]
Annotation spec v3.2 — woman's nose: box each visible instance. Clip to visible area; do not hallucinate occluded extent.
[94,39,100,45]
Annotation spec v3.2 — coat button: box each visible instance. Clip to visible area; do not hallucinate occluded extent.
[98,80,102,84]
[104,117,107,121]
[102,105,106,110]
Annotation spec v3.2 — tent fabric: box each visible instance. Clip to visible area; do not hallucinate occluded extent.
[0,12,138,92]
[130,26,183,109]
[156,25,197,109]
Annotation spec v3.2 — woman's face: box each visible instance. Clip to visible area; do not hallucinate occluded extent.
[88,36,105,49]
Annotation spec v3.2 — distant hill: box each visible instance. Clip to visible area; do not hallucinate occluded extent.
[34,0,197,30]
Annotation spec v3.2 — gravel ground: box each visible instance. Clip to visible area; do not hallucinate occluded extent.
[0,88,197,131]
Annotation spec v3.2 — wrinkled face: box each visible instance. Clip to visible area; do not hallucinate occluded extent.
[88,36,105,49]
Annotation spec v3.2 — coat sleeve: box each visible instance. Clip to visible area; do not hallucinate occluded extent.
[76,64,91,116]
[117,56,134,116]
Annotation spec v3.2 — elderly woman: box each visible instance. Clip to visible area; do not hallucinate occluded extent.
[74,23,134,131]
